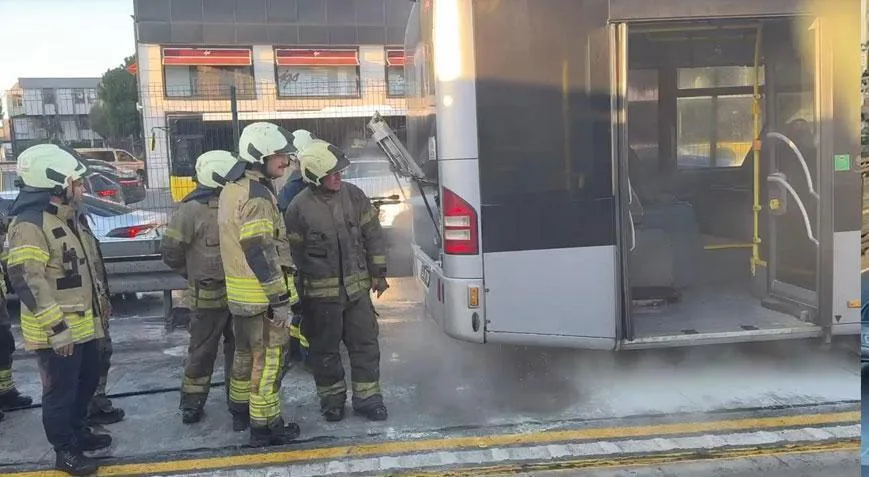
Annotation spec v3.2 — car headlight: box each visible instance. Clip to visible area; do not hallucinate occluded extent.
[862,332,869,346]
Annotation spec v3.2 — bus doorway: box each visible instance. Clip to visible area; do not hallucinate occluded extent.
[618,18,831,348]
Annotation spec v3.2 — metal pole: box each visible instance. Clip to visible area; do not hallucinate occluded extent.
[230,86,240,154]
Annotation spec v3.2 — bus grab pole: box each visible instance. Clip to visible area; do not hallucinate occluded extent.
[230,86,240,154]
[750,25,766,276]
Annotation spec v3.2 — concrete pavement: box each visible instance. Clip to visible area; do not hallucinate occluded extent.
[0,278,860,475]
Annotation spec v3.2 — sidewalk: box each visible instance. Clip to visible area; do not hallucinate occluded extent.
[0,278,860,475]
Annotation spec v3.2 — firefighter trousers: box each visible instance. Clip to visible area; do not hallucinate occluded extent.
[228,313,289,430]
[180,307,234,411]
[87,328,114,415]
[0,325,14,395]
[301,293,382,412]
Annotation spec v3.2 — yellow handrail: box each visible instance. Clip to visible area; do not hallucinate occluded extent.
[750,25,767,276]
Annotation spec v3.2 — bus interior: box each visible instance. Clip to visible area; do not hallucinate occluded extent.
[623,18,823,343]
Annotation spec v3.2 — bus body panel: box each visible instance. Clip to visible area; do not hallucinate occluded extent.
[832,231,861,329]
[483,246,618,340]
[413,244,486,343]
[485,331,616,351]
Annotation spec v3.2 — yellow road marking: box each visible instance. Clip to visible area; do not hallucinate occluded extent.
[5,411,858,477]
[399,439,861,476]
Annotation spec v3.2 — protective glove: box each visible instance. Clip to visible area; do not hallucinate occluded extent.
[371,277,389,299]
[269,303,293,328]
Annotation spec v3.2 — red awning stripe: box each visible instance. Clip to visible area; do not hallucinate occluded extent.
[162,48,252,66]
[386,49,405,67]
[275,49,359,66]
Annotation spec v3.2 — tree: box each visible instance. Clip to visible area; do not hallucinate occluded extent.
[90,55,141,144]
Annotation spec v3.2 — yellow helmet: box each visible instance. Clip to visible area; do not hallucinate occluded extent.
[238,122,296,164]
[16,144,87,192]
[194,150,239,189]
[298,141,351,185]
[292,129,317,153]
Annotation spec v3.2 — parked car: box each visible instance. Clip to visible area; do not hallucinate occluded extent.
[0,190,166,242]
[76,147,147,184]
[81,158,146,205]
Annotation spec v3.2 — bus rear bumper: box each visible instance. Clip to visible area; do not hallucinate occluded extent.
[412,245,485,344]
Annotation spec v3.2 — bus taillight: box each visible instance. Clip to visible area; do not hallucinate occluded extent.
[442,187,478,255]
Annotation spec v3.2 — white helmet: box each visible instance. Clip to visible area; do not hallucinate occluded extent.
[298,141,351,186]
[195,150,240,189]
[292,129,317,153]
[16,144,87,192]
[238,122,296,164]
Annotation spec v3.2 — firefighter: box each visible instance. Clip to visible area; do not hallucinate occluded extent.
[161,150,239,424]
[277,129,318,372]
[4,144,111,475]
[218,122,301,446]
[285,140,389,422]
[0,214,34,419]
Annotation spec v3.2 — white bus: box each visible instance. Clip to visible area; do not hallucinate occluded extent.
[374,0,863,350]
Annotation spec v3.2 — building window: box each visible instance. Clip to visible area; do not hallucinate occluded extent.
[73,89,86,104]
[76,115,90,130]
[86,89,98,103]
[162,48,256,99]
[42,88,56,106]
[386,48,405,97]
[675,66,763,169]
[274,49,360,98]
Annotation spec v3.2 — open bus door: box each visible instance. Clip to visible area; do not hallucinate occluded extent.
[761,18,830,329]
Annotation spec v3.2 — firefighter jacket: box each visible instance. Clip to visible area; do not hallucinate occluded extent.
[218,169,298,317]
[284,182,387,302]
[161,186,227,310]
[3,192,107,350]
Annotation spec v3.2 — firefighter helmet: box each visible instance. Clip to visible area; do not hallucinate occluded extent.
[16,144,87,192]
[298,141,351,185]
[238,122,297,165]
[195,150,240,189]
[291,129,317,153]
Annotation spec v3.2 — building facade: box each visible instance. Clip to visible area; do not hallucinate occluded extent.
[133,0,413,189]
[6,77,103,155]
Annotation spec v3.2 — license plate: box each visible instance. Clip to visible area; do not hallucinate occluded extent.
[419,263,432,288]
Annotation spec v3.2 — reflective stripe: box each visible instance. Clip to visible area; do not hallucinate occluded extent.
[22,303,63,328]
[0,369,12,393]
[317,381,347,398]
[163,227,184,242]
[229,378,250,404]
[352,381,381,400]
[192,285,228,309]
[370,255,387,265]
[239,219,274,240]
[181,375,211,395]
[226,276,269,305]
[250,347,282,424]
[6,245,49,265]
[302,273,370,299]
[20,309,96,349]
[289,324,309,348]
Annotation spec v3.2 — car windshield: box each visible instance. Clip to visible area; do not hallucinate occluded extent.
[344,161,393,179]
[82,195,132,217]
[79,150,115,162]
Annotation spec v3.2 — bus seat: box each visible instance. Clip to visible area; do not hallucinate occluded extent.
[637,201,705,289]
[630,227,674,289]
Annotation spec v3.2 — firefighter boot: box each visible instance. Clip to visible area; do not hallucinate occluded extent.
[322,406,345,422]
[77,428,112,452]
[249,419,301,447]
[86,396,125,426]
[182,408,204,424]
[355,403,388,422]
[232,411,250,432]
[55,449,98,476]
[0,388,33,410]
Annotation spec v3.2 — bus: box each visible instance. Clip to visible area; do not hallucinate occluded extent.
[373,0,863,350]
